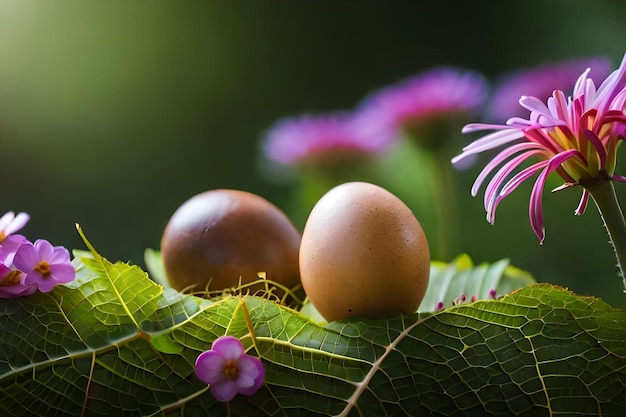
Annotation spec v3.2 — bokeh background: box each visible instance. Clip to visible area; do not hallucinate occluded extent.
[2,0,625,306]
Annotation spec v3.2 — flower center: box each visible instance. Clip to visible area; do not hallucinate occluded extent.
[223,361,238,380]
[35,261,51,276]
[0,270,22,286]
[0,232,6,242]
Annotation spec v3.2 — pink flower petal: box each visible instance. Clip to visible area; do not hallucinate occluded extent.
[33,239,54,261]
[574,190,590,216]
[583,129,607,170]
[49,246,71,264]
[519,96,555,120]
[452,128,523,166]
[195,350,227,385]
[0,212,30,242]
[499,160,550,198]
[210,380,238,402]
[483,150,545,223]
[48,263,77,286]
[13,243,39,271]
[236,355,265,396]
[469,142,542,197]
[0,212,14,231]
[211,336,245,362]
[594,53,626,116]
[529,149,582,243]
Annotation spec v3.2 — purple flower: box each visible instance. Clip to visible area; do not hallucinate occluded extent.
[0,264,37,298]
[0,211,30,243]
[0,211,74,297]
[486,56,614,123]
[195,335,265,402]
[356,67,488,147]
[0,234,28,265]
[13,239,75,293]
[261,112,393,167]
[453,53,626,243]
[0,211,30,267]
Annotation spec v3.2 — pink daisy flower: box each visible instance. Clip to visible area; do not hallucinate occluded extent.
[453,53,626,243]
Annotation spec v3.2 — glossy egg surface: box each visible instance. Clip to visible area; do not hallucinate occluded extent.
[161,189,301,294]
[299,181,430,321]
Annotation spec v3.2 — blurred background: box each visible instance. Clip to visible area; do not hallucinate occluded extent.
[1,0,625,306]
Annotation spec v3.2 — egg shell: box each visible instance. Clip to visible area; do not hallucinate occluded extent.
[161,189,301,294]
[299,181,430,321]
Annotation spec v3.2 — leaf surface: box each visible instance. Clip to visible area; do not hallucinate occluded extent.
[1,245,625,416]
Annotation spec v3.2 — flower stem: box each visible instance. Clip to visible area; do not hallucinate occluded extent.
[587,179,626,292]
[433,151,457,261]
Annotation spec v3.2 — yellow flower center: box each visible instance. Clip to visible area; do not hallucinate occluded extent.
[224,361,238,380]
[0,270,22,287]
[35,261,51,277]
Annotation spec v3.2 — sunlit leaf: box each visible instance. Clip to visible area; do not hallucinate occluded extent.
[144,247,169,288]
[418,254,536,312]
[1,238,624,416]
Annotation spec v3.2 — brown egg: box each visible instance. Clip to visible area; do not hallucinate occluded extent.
[160,189,301,295]
[299,181,430,321]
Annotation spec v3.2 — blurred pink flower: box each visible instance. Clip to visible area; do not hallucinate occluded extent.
[356,67,488,147]
[261,112,393,167]
[195,335,265,402]
[486,56,613,123]
[453,54,626,243]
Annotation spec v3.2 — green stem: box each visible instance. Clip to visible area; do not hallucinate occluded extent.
[432,151,457,261]
[586,179,626,291]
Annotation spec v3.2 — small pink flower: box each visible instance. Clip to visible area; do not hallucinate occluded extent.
[195,336,265,402]
[13,239,75,293]
[453,294,467,306]
[436,288,497,311]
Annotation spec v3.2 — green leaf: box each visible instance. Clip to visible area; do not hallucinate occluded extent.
[418,253,536,312]
[144,247,170,288]
[1,240,625,416]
